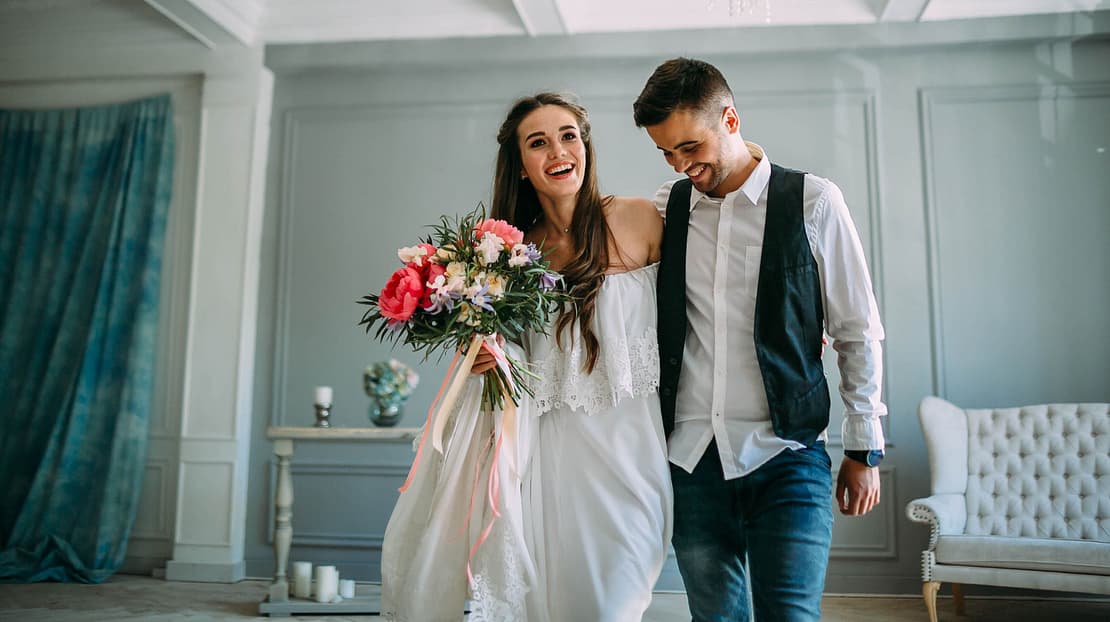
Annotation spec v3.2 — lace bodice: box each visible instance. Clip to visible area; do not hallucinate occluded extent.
[524,263,660,416]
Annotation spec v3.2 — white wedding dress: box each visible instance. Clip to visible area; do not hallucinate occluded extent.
[381,263,672,622]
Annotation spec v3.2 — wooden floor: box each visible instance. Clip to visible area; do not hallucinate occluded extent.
[1,574,1108,621]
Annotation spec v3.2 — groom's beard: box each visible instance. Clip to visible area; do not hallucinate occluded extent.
[692,162,727,196]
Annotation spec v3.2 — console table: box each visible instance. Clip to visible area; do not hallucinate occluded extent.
[258,425,420,617]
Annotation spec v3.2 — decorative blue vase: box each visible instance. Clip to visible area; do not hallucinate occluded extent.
[368,398,403,427]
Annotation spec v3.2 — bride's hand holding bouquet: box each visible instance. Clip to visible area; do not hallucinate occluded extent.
[358,206,565,461]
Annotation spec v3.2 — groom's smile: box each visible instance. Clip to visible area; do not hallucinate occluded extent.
[686,163,709,182]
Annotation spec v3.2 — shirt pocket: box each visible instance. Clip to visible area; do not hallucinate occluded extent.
[745,245,762,299]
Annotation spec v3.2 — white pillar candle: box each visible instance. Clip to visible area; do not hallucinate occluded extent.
[314,565,338,603]
[314,386,333,405]
[291,561,312,598]
[339,578,356,599]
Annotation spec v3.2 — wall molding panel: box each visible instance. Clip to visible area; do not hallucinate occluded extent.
[830,466,898,559]
[265,461,409,549]
[270,100,509,428]
[919,81,1110,401]
[132,460,172,541]
[175,460,235,547]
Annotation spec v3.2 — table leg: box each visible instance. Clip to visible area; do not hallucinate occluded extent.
[269,438,294,602]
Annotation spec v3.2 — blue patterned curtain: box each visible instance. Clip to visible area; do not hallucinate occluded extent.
[0,94,175,583]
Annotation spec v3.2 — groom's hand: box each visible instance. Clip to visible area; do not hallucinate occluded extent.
[836,459,880,516]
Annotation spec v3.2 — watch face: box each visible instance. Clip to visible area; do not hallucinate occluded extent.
[866,451,883,467]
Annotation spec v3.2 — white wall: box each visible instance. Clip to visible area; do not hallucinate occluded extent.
[249,16,1110,594]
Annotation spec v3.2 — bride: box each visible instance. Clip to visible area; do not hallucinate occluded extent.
[380,92,672,621]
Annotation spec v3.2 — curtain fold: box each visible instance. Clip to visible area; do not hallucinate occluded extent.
[0,94,175,583]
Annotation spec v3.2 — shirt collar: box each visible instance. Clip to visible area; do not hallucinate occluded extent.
[688,142,770,212]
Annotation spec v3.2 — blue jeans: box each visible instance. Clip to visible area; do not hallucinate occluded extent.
[671,441,834,622]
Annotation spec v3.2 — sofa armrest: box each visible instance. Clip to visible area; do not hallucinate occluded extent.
[906,493,967,550]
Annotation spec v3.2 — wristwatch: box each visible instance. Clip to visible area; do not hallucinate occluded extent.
[844,449,884,467]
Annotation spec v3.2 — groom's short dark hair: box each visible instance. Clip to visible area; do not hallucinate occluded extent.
[633,57,735,128]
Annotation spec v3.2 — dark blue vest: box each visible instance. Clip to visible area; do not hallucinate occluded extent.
[657,164,830,446]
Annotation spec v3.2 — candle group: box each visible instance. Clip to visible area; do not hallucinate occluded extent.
[314,385,333,405]
[291,560,354,602]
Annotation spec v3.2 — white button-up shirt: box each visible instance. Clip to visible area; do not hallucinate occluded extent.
[654,143,886,480]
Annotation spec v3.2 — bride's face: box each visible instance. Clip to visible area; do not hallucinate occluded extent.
[516,105,587,202]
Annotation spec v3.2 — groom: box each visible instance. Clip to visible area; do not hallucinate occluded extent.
[634,57,888,621]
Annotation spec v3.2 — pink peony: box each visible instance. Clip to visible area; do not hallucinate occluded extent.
[474,218,524,247]
[379,265,426,324]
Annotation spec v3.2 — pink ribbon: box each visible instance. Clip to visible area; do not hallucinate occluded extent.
[396,348,461,494]
[395,334,521,589]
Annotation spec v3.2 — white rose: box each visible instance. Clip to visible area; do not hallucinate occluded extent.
[476,232,504,265]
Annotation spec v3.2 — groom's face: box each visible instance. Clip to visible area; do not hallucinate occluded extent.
[645,106,739,198]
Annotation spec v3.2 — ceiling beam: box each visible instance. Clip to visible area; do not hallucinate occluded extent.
[511,0,568,36]
[877,0,933,22]
[144,0,258,48]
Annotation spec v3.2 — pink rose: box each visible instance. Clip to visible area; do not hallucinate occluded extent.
[379,265,425,324]
[474,218,524,247]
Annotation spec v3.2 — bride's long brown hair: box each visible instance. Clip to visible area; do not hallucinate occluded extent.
[491,92,611,373]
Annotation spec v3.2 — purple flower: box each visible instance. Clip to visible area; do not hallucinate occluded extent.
[423,291,457,314]
[540,272,561,292]
[468,284,495,312]
[525,243,542,262]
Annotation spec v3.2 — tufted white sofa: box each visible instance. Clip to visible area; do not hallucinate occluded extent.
[906,396,1110,622]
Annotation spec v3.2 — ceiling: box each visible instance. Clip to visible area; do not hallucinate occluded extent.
[0,0,1106,50]
[203,0,1110,44]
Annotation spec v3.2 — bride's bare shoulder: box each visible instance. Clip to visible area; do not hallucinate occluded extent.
[604,196,662,267]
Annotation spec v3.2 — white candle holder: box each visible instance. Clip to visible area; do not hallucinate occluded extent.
[313,386,333,427]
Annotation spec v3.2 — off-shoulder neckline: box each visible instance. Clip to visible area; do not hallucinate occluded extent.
[604,261,659,278]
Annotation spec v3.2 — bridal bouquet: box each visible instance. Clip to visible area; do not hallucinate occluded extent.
[358,205,565,453]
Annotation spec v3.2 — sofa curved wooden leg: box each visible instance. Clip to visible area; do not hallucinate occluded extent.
[923,581,941,622]
[952,582,965,616]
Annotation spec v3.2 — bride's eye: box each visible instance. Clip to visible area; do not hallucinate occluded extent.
[562,131,578,142]
[529,138,546,148]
